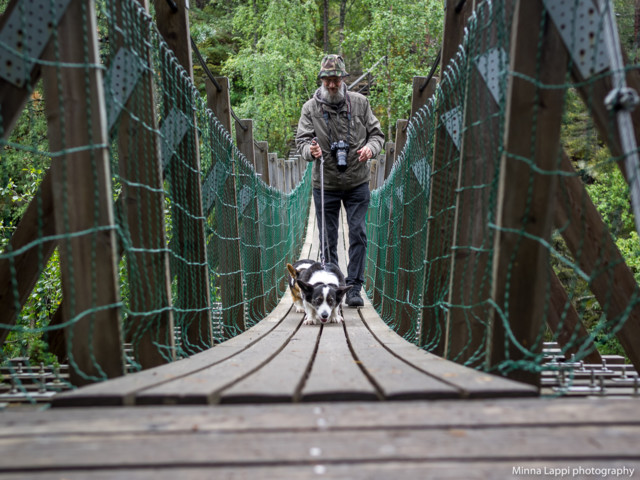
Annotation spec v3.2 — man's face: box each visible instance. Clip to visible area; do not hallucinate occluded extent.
[322,76,342,95]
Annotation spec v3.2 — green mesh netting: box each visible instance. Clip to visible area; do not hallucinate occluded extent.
[0,0,310,396]
[365,0,640,384]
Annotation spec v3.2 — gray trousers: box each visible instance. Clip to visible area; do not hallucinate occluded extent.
[312,182,370,289]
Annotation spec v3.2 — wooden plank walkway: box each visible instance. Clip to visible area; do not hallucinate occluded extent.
[52,201,536,407]
[2,202,640,478]
[1,398,640,478]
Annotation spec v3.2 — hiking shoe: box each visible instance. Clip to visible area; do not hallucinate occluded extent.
[346,289,364,307]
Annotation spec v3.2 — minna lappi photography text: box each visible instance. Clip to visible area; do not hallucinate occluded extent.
[512,466,636,477]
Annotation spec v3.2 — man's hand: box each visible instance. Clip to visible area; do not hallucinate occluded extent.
[310,139,322,159]
[357,145,373,162]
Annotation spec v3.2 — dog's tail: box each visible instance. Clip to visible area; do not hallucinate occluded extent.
[286,263,297,287]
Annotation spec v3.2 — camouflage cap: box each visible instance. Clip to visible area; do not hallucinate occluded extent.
[318,54,348,78]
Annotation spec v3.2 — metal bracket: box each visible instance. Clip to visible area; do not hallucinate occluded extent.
[475,47,508,105]
[238,185,252,214]
[542,0,609,78]
[202,161,228,213]
[411,157,431,190]
[160,108,190,170]
[0,0,72,87]
[105,48,145,131]
[442,106,463,150]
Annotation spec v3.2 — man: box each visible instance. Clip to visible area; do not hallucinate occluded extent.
[296,54,385,307]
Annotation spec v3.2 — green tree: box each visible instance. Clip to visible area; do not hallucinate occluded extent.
[342,0,443,141]
[223,0,321,156]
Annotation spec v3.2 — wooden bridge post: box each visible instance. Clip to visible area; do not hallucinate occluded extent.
[236,119,256,167]
[554,151,640,370]
[487,0,568,386]
[42,0,124,385]
[113,0,175,368]
[268,153,279,189]
[383,142,395,180]
[380,121,409,324]
[411,76,438,119]
[444,0,515,367]
[394,120,408,163]
[204,85,246,337]
[420,0,474,354]
[277,158,287,192]
[154,0,212,352]
[206,76,232,134]
[255,141,270,184]
[235,119,266,323]
[394,78,438,337]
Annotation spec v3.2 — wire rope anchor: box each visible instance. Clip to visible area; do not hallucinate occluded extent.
[604,87,640,113]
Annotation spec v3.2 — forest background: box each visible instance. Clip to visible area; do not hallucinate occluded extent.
[1,0,640,362]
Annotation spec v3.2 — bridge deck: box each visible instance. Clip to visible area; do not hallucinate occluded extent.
[2,203,640,478]
[52,202,535,407]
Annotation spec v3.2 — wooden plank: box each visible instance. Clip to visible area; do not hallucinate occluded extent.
[1,424,639,471]
[343,307,460,400]
[135,310,303,404]
[220,310,315,403]
[0,171,56,347]
[488,0,568,385]
[301,323,379,402]
[42,0,124,386]
[555,151,640,374]
[154,0,212,352]
[358,297,537,399]
[113,0,175,368]
[2,461,639,480]
[52,298,294,407]
[15,398,640,436]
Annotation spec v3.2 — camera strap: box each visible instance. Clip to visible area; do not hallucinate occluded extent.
[320,92,352,147]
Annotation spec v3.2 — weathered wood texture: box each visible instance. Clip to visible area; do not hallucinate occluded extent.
[444,0,514,367]
[2,398,639,479]
[488,0,568,386]
[154,0,212,351]
[42,0,124,386]
[555,151,639,369]
[422,0,475,355]
[114,0,175,368]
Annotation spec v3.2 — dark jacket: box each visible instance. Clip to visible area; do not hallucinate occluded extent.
[296,86,384,191]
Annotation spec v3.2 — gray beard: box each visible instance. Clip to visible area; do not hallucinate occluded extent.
[321,84,345,105]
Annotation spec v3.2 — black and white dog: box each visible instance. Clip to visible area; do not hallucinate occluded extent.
[296,262,351,325]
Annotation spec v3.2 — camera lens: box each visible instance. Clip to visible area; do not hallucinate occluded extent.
[337,150,347,172]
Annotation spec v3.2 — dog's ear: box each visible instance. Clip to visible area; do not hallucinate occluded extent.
[336,285,352,303]
[297,280,314,296]
[286,263,297,278]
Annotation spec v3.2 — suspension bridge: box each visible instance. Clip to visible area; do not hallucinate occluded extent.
[1,0,640,476]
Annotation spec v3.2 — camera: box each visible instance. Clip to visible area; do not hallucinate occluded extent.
[331,140,349,172]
